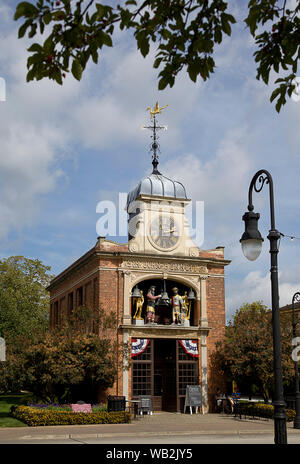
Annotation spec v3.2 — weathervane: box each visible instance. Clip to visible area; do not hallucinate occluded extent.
[142,102,168,174]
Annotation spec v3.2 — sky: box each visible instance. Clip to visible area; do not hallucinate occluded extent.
[1,1,300,322]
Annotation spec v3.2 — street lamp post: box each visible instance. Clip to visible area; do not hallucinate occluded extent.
[291,292,300,429]
[240,169,287,445]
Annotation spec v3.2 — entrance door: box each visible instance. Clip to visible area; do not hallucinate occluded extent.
[154,339,177,412]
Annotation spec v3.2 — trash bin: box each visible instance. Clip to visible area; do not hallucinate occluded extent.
[107,395,126,412]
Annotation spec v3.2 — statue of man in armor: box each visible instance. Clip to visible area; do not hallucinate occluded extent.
[146,286,161,324]
[170,287,184,324]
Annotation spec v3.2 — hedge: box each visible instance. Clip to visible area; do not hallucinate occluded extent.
[11,405,131,426]
[236,402,296,422]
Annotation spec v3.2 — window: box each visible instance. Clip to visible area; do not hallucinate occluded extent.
[178,342,198,396]
[77,287,83,306]
[54,301,59,328]
[93,278,98,308]
[68,292,73,316]
[132,341,152,396]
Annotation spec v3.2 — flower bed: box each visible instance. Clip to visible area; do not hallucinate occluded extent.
[27,403,107,412]
[11,405,131,426]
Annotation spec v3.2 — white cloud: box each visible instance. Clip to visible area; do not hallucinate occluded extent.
[226,265,300,321]
[162,125,252,218]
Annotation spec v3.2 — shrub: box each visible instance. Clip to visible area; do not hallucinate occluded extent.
[238,402,295,422]
[11,405,131,426]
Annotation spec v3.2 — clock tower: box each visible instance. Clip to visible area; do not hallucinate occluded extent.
[48,102,229,413]
[127,105,200,257]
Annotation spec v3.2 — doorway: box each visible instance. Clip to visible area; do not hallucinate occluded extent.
[131,338,199,412]
[154,339,177,412]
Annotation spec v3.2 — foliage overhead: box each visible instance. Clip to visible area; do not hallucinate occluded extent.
[14,0,300,112]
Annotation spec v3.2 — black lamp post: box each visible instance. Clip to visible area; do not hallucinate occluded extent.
[240,169,287,445]
[291,292,300,429]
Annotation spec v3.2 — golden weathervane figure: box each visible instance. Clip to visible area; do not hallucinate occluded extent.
[142,102,168,173]
[146,101,168,118]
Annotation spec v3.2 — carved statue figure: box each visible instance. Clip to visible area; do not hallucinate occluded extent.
[146,102,168,118]
[170,287,184,324]
[146,286,161,324]
[181,291,189,322]
[133,291,144,320]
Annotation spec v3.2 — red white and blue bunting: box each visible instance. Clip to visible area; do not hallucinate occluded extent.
[179,340,199,357]
[131,339,150,357]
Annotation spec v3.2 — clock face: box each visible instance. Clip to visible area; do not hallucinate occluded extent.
[150,215,180,249]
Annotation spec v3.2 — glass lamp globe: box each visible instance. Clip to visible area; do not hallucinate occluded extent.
[241,238,263,261]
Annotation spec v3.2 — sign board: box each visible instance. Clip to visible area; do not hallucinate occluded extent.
[184,385,204,414]
[71,403,92,413]
[138,395,153,415]
[0,338,6,362]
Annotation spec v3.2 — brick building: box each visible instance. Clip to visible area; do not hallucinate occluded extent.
[47,115,230,412]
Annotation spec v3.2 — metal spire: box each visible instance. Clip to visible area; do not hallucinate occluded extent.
[142,102,168,174]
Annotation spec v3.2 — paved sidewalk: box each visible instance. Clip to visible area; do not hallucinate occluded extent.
[0,412,299,442]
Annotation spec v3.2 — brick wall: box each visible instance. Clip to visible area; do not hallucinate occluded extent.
[206,265,227,407]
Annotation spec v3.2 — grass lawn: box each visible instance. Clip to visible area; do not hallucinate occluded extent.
[0,393,32,427]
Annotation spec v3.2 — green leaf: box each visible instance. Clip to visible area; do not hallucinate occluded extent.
[54,72,63,85]
[187,63,198,83]
[138,36,149,57]
[244,15,257,36]
[275,92,286,113]
[43,34,55,53]
[270,87,281,103]
[14,2,38,20]
[101,33,113,47]
[158,76,169,90]
[18,21,31,38]
[71,59,83,81]
[153,57,162,69]
[214,28,222,44]
[26,68,36,82]
[43,11,52,25]
[95,4,105,20]
[91,48,99,64]
[27,43,43,53]
[28,23,37,38]
[222,21,232,36]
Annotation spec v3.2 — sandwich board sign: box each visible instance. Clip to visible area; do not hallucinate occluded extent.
[139,396,153,415]
[184,385,204,414]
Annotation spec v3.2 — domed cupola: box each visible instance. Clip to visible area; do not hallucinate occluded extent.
[127,169,187,208]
